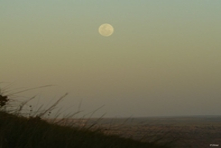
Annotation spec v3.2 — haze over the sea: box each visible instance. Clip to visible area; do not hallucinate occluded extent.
[1,1,221,117]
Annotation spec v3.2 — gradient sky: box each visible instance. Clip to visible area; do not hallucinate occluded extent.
[1,1,221,117]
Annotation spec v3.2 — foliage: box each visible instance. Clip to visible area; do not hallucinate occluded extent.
[0,86,172,148]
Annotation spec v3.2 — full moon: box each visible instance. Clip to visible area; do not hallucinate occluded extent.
[98,23,114,37]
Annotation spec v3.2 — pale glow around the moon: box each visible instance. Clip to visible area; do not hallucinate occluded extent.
[98,23,114,37]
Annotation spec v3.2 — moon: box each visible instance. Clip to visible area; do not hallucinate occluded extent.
[98,23,114,37]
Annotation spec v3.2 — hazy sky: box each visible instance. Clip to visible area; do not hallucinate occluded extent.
[1,1,221,117]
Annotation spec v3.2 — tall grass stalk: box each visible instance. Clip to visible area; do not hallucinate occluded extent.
[0,85,173,148]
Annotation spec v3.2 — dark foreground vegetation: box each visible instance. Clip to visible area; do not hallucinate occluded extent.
[0,111,171,148]
[0,87,171,148]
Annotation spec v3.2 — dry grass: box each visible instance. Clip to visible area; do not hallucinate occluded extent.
[0,85,173,148]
